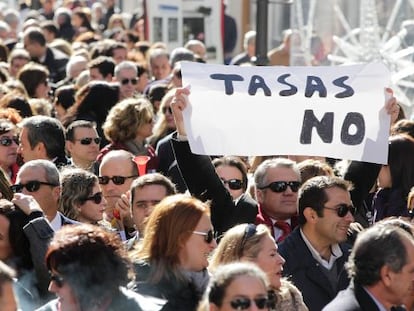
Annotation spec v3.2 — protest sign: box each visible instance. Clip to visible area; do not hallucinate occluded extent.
[181,62,391,164]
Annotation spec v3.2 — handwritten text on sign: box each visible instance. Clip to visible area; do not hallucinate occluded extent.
[181,62,391,164]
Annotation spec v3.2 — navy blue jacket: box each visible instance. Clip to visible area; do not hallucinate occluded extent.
[278,227,351,311]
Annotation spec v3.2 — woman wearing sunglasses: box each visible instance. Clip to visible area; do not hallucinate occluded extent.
[132,194,217,311]
[59,168,107,225]
[198,262,270,311]
[0,119,19,183]
[209,224,308,311]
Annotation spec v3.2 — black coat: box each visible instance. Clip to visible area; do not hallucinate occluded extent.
[323,282,381,311]
[171,137,258,237]
[133,261,203,311]
[278,227,351,311]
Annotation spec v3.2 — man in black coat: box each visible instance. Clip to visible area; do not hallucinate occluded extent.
[323,223,414,311]
[23,26,69,84]
[278,176,354,311]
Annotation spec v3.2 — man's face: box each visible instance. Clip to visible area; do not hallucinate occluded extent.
[99,158,135,210]
[256,166,300,220]
[117,68,137,99]
[16,166,59,215]
[313,187,354,244]
[150,56,171,80]
[112,48,127,64]
[89,67,104,81]
[387,239,414,306]
[131,184,168,234]
[66,127,100,168]
[23,37,40,59]
[18,127,40,163]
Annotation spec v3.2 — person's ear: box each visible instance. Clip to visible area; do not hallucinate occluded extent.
[303,207,318,223]
[380,265,393,287]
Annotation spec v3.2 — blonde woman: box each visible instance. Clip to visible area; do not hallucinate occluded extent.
[209,224,308,311]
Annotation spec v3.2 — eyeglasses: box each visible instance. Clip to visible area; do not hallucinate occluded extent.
[50,273,65,288]
[162,106,172,115]
[98,175,138,185]
[0,136,19,147]
[192,229,215,244]
[11,180,59,193]
[121,77,138,85]
[258,181,301,193]
[228,297,269,310]
[239,224,257,256]
[75,137,101,145]
[324,203,355,218]
[221,178,244,190]
[82,192,103,204]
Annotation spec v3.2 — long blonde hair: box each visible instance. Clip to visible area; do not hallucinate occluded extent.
[209,224,270,272]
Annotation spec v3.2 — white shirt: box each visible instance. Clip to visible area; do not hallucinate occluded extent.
[300,228,342,270]
[49,213,62,232]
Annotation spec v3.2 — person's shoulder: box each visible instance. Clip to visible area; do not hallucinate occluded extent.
[110,287,166,311]
[35,298,59,311]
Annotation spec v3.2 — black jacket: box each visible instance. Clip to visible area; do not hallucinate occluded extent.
[278,227,351,311]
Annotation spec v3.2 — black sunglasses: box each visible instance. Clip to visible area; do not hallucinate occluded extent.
[98,175,138,185]
[11,180,59,193]
[162,106,173,115]
[229,297,269,310]
[50,273,65,288]
[0,136,19,147]
[82,192,103,204]
[259,181,301,193]
[221,178,244,190]
[324,203,355,218]
[121,77,138,85]
[192,229,215,244]
[75,137,101,145]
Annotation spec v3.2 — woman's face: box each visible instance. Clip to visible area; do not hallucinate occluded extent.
[161,99,176,130]
[136,114,154,140]
[179,213,216,271]
[215,165,244,200]
[0,131,18,170]
[211,275,268,311]
[48,272,80,311]
[252,234,285,289]
[0,214,12,261]
[77,183,106,224]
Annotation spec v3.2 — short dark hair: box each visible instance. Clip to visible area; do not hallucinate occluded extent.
[23,27,46,47]
[130,173,176,205]
[347,224,414,286]
[88,56,115,79]
[19,116,66,159]
[298,176,353,225]
[66,120,96,142]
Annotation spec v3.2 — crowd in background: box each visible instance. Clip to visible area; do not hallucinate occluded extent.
[0,1,413,311]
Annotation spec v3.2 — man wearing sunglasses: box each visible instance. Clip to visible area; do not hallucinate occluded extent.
[99,150,138,240]
[114,60,139,100]
[13,159,77,231]
[65,120,100,173]
[278,176,354,311]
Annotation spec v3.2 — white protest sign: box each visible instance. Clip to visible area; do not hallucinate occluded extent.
[181,62,391,164]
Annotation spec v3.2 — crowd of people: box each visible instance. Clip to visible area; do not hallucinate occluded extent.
[0,1,413,311]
